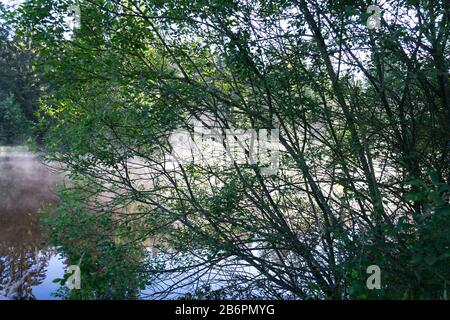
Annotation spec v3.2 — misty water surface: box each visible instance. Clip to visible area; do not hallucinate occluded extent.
[0,146,233,299]
[0,146,66,299]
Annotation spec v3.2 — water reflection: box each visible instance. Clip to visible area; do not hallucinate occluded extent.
[0,146,206,299]
[0,146,65,299]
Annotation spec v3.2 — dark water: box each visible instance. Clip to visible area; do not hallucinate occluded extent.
[0,146,66,299]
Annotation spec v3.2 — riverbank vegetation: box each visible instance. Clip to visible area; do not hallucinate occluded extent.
[3,0,449,299]
[0,2,42,145]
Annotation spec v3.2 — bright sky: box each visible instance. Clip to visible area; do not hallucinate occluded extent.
[2,0,24,7]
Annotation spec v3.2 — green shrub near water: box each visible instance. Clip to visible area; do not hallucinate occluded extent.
[42,185,149,300]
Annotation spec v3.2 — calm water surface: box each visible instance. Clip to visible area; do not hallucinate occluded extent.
[0,146,66,299]
[0,146,221,299]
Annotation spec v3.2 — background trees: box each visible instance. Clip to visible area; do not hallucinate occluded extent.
[0,93,27,144]
[14,0,450,299]
[0,2,42,144]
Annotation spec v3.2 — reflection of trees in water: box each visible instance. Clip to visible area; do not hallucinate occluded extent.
[0,149,64,299]
[0,246,53,299]
[0,207,55,300]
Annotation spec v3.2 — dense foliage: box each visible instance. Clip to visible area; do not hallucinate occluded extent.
[11,0,450,299]
[0,2,42,144]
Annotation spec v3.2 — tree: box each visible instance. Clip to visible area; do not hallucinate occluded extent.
[0,93,27,144]
[0,2,42,144]
[17,0,450,299]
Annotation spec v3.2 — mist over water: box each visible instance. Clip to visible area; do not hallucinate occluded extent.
[0,146,66,299]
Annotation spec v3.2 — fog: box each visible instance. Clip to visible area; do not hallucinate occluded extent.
[0,146,65,299]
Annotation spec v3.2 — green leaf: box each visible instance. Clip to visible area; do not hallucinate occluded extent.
[405,191,425,202]
[428,169,440,184]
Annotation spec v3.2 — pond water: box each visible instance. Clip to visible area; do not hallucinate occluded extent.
[0,146,243,300]
[0,146,190,300]
[0,146,66,299]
